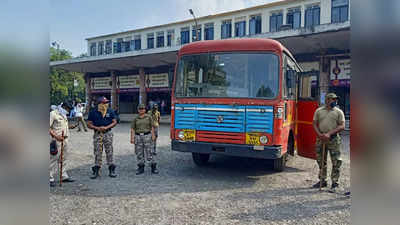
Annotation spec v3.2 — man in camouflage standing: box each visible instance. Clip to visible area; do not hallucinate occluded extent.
[131,103,158,175]
[87,96,118,179]
[148,104,161,155]
[312,93,345,190]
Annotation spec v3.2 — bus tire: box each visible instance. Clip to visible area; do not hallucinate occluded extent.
[192,153,210,166]
[273,153,287,172]
[287,133,295,161]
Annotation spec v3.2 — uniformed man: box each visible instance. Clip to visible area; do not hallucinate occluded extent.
[49,102,76,187]
[312,93,345,190]
[148,104,161,155]
[131,103,158,175]
[87,96,118,179]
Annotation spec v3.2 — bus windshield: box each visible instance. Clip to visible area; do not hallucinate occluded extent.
[175,52,279,99]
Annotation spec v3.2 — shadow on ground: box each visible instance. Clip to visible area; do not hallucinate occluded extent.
[50,146,304,198]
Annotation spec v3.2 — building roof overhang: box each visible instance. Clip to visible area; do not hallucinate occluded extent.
[50,22,350,74]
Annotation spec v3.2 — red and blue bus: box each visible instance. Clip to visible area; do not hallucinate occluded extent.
[170,38,318,171]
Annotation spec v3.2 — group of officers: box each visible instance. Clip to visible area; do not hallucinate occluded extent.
[49,96,160,187]
[50,93,345,192]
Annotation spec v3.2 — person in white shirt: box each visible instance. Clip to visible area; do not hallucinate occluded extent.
[75,99,88,132]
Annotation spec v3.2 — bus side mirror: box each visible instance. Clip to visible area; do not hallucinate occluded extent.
[286,70,295,89]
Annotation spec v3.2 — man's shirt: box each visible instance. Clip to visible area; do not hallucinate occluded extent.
[87,108,116,127]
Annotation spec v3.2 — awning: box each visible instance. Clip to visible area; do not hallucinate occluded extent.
[50,22,350,74]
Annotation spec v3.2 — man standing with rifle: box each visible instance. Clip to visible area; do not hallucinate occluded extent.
[87,96,118,179]
[312,93,345,191]
[49,101,76,187]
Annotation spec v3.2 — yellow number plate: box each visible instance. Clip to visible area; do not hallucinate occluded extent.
[183,129,195,142]
[246,133,260,145]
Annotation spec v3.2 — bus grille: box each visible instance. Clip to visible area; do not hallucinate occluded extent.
[196,131,245,144]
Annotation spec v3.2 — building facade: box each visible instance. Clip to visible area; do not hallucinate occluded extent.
[51,0,351,116]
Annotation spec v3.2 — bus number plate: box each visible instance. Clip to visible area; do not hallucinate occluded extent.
[183,129,195,142]
[246,133,260,146]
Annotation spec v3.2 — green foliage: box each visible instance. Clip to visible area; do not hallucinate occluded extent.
[50,46,85,105]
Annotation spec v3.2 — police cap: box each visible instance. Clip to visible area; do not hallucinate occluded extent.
[326,93,338,99]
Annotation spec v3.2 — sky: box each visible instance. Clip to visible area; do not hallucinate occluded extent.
[50,0,280,57]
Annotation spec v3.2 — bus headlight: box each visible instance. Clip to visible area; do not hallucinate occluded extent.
[260,136,268,144]
[178,131,185,140]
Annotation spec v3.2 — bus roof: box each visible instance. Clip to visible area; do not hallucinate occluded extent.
[179,38,295,59]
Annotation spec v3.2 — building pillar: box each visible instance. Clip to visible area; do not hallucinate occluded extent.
[111,71,118,111]
[319,54,330,103]
[85,73,92,114]
[139,67,147,106]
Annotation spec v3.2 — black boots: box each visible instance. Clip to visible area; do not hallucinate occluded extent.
[136,164,145,175]
[312,180,327,188]
[109,164,117,178]
[151,163,159,174]
[136,164,158,175]
[91,165,100,179]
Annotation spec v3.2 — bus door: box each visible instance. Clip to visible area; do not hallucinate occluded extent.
[296,70,319,159]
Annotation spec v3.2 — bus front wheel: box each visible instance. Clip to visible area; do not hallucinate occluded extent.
[273,153,287,172]
[192,153,210,166]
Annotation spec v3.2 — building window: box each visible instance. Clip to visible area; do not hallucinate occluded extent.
[105,40,112,54]
[270,12,283,32]
[134,35,141,50]
[235,20,246,37]
[221,20,232,39]
[122,37,131,52]
[147,33,154,49]
[249,15,262,35]
[156,31,164,48]
[305,5,320,27]
[90,42,96,56]
[332,0,349,23]
[287,8,301,29]
[181,27,190,44]
[98,41,104,55]
[192,25,202,42]
[167,30,174,46]
[204,23,214,40]
[113,38,122,53]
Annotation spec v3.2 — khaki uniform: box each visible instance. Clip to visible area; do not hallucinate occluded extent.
[49,110,70,182]
[313,105,345,183]
[132,114,155,166]
[149,110,161,154]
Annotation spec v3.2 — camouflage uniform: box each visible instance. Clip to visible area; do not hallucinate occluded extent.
[87,101,117,178]
[148,109,160,154]
[132,114,155,166]
[93,130,114,166]
[313,94,345,184]
[315,135,342,183]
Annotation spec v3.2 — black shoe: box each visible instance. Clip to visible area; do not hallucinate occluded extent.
[50,181,56,187]
[331,182,339,189]
[108,164,117,178]
[136,165,144,175]
[62,177,75,183]
[91,166,100,179]
[151,163,159,174]
[152,152,157,156]
[312,180,327,188]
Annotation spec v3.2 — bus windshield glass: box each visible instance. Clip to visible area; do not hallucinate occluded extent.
[175,52,279,99]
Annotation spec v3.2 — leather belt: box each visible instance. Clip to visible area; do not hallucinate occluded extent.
[135,132,150,136]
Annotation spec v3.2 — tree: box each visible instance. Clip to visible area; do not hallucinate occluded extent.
[50,46,85,105]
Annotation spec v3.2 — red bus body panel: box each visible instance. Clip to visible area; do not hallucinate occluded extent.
[296,100,319,159]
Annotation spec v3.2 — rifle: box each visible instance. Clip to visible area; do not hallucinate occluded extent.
[59,131,64,187]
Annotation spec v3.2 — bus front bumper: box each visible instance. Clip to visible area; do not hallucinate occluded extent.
[171,140,282,159]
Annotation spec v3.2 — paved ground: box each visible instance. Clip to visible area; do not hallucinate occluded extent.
[50,123,350,225]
